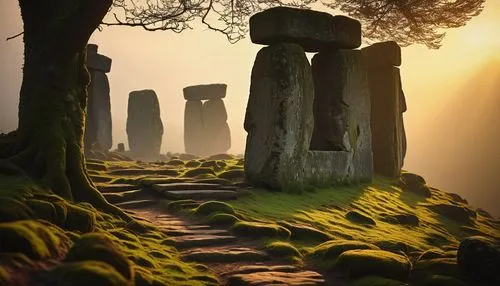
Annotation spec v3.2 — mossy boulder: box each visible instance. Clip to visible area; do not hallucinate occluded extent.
[428,204,476,224]
[64,233,133,280]
[166,159,185,166]
[278,221,332,242]
[207,213,240,226]
[345,211,376,225]
[166,200,198,211]
[64,204,96,233]
[350,276,408,286]
[265,241,302,258]
[399,172,432,197]
[0,220,69,260]
[185,160,201,168]
[457,236,500,285]
[43,261,129,286]
[413,258,458,280]
[194,201,235,216]
[232,221,291,239]
[333,249,411,281]
[309,240,380,261]
[183,167,216,178]
[380,213,419,226]
[218,169,245,180]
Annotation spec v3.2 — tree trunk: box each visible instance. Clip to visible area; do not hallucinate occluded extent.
[2,0,127,218]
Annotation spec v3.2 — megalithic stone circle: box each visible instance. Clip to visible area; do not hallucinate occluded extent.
[245,7,374,189]
[126,89,164,160]
[84,44,113,153]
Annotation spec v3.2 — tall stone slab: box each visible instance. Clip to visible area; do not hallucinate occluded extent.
[126,90,164,160]
[309,50,373,182]
[202,99,231,155]
[362,41,406,178]
[84,44,113,153]
[184,99,204,155]
[244,43,314,189]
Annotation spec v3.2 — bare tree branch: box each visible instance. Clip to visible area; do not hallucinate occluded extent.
[6,31,24,41]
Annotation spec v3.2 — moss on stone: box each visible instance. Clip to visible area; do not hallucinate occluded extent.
[0,220,69,260]
[278,221,332,242]
[218,169,245,180]
[64,232,133,280]
[265,241,302,258]
[64,203,96,233]
[183,167,216,178]
[308,240,380,261]
[334,249,411,281]
[44,261,129,286]
[190,275,219,284]
[413,258,458,280]
[206,213,240,226]
[349,276,408,286]
[194,201,235,216]
[166,199,198,211]
[232,221,291,239]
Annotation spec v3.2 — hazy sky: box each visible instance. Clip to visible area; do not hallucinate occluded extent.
[1,1,499,216]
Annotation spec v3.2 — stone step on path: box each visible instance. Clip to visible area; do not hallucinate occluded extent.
[102,189,145,204]
[96,183,139,193]
[115,199,157,209]
[163,190,239,201]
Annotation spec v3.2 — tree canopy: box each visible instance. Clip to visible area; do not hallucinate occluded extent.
[108,0,486,49]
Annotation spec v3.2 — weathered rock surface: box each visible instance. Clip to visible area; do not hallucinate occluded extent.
[362,41,402,69]
[244,43,314,189]
[202,99,231,154]
[183,84,227,101]
[457,236,500,285]
[250,7,361,51]
[184,99,204,155]
[84,44,113,154]
[126,89,164,160]
[308,49,373,182]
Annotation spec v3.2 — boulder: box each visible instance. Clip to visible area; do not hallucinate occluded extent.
[457,236,500,285]
[184,99,205,155]
[183,84,227,101]
[126,90,164,160]
[362,41,402,69]
[250,7,361,51]
[244,43,314,189]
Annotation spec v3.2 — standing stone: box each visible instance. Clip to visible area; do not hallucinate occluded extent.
[250,7,361,52]
[363,41,405,177]
[183,84,227,101]
[84,44,113,153]
[244,43,314,189]
[202,99,231,155]
[308,50,373,181]
[126,90,164,160]
[184,100,204,155]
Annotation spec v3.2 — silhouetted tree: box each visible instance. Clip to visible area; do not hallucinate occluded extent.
[0,0,485,214]
[109,0,486,48]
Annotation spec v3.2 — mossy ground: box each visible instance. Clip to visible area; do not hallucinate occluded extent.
[0,174,216,285]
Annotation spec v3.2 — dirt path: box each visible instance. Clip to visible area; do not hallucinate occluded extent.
[93,174,329,285]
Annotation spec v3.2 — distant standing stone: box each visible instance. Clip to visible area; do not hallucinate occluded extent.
[250,7,361,52]
[184,99,204,155]
[126,90,164,160]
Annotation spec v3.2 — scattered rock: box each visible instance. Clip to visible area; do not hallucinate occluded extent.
[265,241,302,258]
[277,221,332,242]
[308,240,380,261]
[185,160,201,168]
[346,210,376,225]
[218,169,245,180]
[457,236,500,285]
[446,192,468,204]
[380,213,419,226]
[183,167,216,178]
[428,204,476,224]
[166,159,185,166]
[182,247,269,263]
[232,221,291,239]
[334,249,411,280]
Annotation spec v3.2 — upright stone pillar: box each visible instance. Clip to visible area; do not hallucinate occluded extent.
[84,44,113,154]
[126,90,164,160]
[183,84,231,156]
[362,41,406,178]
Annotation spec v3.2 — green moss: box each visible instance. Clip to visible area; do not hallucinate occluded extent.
[183,167,216,178]
[278,221,332,242]
[64,204,96,233]
[0,220,69,260]
[346,210,376,225]
[334,249,411,280]
[64,232,132,280]
[108,228,141,244]
[265,241,302,258]
[185,160,201,168]
[308,240,380,261]
[194,201,235,216]
[232,221,291,239]
[217,169,244,180]
[350,276,408,286]
[166,159,185,166]
[207,213,240,226]
[413,258,458,280]
[165,199,198,211]
[44,261,129,286]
